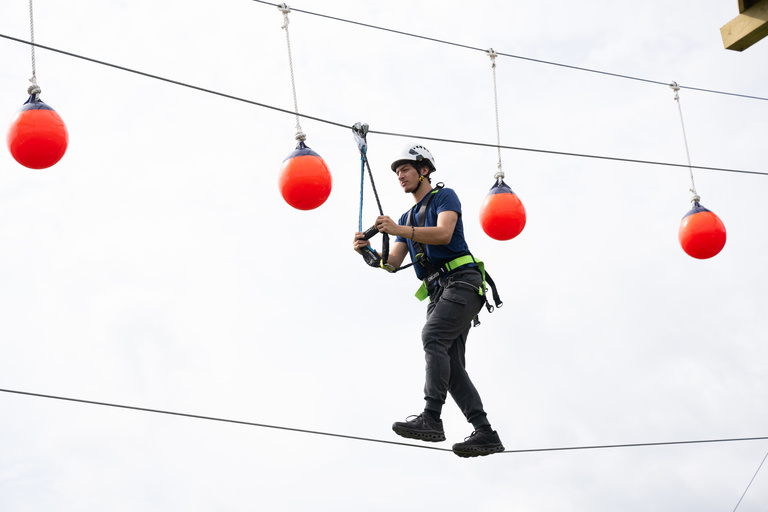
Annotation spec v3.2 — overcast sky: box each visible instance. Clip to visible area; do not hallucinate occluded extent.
[1,1,767,511]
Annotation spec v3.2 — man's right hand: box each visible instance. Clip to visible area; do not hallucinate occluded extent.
[353,232,371,255]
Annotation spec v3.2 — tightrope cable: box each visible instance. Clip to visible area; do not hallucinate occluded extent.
[3,387,768,456]
[1,33,766,177]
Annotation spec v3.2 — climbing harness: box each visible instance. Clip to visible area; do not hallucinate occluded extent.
[405,185,502,315]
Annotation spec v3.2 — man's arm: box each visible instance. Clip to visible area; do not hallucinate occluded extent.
[375,211,458,246]
[386,240,409,269]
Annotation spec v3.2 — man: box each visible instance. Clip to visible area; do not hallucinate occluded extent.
[353,143,504,458]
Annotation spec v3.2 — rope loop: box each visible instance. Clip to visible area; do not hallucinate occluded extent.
[27,75,41,98]
[689,190,701,204]
[27,82,41,98]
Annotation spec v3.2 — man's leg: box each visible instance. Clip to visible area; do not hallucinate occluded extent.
[421,273,485,416]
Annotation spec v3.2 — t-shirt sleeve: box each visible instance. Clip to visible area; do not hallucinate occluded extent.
[434,188,462,217]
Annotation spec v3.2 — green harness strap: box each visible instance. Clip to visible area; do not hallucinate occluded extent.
[414,255,485,301]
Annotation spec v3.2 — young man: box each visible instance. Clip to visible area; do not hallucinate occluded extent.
[353,144,504,458]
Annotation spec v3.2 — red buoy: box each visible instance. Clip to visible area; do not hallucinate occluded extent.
[678,202,726,259]
[7,94,68,169]
[479,180,526,241]
[278,142,332,210]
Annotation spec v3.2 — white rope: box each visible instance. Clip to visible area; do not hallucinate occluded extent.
[487,48,504,185]
[278,3,306,142]
[27,0,41,99]
[670,82,699,203]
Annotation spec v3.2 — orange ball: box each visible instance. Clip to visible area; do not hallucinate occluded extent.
[678,203,726,259]
[479,180,526,241]
[7,95,68,169]
[278,142,332,211]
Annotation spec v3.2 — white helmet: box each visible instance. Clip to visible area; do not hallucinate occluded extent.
[390,144,437,173]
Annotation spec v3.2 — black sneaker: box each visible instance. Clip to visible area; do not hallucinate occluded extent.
[452,429,505,457]
[392,413,446,442]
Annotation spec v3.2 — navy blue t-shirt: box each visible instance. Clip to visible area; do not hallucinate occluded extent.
[395,187,472,280]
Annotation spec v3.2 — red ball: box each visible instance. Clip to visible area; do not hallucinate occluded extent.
[278,142,332,210]
[7,95,68,169]
[678,203,726,259]
[479,180,526,241]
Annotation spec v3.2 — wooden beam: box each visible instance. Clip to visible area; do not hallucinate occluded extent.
[721,0,768,51]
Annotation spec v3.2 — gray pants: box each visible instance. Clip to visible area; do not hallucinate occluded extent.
[422,267,490,428]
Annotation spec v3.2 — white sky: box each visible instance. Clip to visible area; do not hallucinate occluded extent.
[1,1,767,510]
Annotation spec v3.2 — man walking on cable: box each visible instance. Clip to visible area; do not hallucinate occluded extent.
[353,143,504,458]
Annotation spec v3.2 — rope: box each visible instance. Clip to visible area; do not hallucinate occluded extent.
[3,387,768,456]
[351,123,384,217]
[733,448,768,512]
[354,123,368,231]
[27,0,41,98]
[277,3,306,142]
[670,82,699,203]
[358,148,365,231]
[487,48,504,185]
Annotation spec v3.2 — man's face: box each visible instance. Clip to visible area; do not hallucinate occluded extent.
[395,163,424,193]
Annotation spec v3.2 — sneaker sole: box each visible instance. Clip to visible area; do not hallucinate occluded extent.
[452,443,505,458]
[392,425,446,442]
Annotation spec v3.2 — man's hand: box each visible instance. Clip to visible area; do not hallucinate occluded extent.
[374,215,401,237]
[353,232,371,254]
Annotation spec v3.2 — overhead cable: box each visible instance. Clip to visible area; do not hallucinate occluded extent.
[1,34,766,177]
[3,387,768,456]
[249,0,768,102]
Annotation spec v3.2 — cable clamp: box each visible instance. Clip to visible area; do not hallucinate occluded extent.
[486,48,498,67]
[669,81,680,100]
